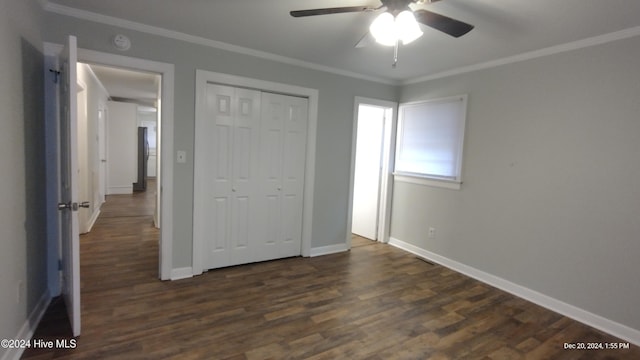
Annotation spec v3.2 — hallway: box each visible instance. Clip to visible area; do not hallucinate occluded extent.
[81,179,159,298]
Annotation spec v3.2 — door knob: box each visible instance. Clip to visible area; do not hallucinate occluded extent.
[58,202,71,210]
[58,201,90,211]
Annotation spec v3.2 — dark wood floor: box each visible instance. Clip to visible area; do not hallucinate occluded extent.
[23,184,639,359]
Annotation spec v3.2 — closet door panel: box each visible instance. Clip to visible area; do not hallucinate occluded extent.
[233,89,260,186]
[232,195,250,249]
[211,87,233,193]
[200,84,262,269]
[212,198,229,252]
[260,93,308,259]
[196,85,307,270]
[206,84,235,267]
[259,94,283,259]
[232,88,261,264]
[280,97,308,257]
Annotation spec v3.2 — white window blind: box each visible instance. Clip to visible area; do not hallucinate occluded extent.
[395,95,467,183]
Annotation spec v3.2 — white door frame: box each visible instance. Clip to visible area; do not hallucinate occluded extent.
[347,97,397,247]
[44,42,175,281]
[192,70,318,276]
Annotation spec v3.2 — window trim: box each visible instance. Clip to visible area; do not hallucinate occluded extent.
[393,173,462,190]
[394,94,468,189]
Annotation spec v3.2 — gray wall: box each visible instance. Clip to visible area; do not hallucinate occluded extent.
[43,12,399,269]
[0,0,47,353]
[394,35,640,331]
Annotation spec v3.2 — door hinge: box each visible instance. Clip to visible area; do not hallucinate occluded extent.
[49,69,61,84]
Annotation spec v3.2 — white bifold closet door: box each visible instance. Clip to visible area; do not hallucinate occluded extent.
[195,83,308,270]
[259,92,308,260]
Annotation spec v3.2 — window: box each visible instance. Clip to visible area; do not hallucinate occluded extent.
[395,95,467,187]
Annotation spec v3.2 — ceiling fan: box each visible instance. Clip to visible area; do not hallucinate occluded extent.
[291,0,474,49]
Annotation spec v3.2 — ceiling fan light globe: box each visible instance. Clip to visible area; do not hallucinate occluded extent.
[370,12,397,46]
[370,10,423,46]
[396,10,423,45]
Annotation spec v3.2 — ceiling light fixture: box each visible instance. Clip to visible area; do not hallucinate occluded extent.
[369,10,423,46]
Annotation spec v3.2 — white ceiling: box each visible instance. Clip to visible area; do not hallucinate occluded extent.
[88,64,159,105]
[50,0,640,84]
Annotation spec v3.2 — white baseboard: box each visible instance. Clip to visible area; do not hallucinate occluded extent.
[170,267,193,280]
[1,290,52,360]
[87,209,100,232]
[310,243,349,257]
[107,186,133,195]
[388,237,640,346]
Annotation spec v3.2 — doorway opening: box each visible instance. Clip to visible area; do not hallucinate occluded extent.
[45,42,175,290]
[74,49,175,281]
[348,98,396,248]
[75,63,162,235]
[73,63,163,321]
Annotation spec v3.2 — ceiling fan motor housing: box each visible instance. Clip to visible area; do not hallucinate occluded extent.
[381,0,415,14]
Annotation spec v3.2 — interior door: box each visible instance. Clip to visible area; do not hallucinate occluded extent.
[58,35,81,337]
[351,104,385,240]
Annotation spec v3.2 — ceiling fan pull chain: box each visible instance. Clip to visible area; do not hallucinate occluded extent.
[392,40,399,68]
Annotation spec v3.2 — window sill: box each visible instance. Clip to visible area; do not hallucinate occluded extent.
[393,173,462,190]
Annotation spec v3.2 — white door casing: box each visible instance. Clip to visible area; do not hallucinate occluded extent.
[58,35,81,337]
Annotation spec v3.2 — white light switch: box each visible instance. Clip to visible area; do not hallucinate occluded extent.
[177,150,187,163]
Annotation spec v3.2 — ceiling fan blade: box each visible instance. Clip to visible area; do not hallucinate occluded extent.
[290,6,374,17]
[413,9,474,38]
[354,31,375,48]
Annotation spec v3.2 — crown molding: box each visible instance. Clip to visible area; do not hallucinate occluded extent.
[40,1,400,86]
[40,1,640,88]
[403,25,640,85]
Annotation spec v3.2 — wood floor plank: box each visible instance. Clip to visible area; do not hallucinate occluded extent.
[21,190,640,359]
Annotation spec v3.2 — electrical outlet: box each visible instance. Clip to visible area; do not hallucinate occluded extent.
[177,150,187,163]
[428,227,436,239]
